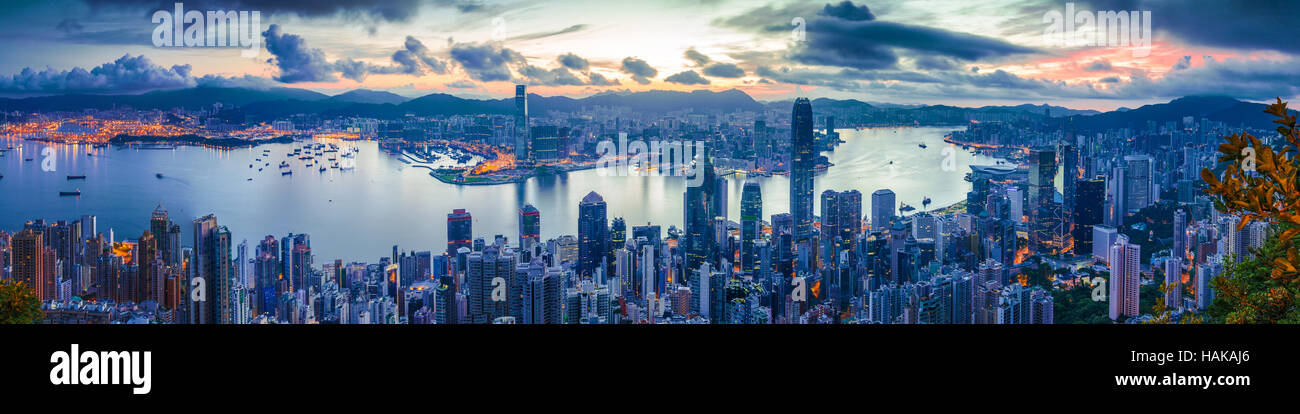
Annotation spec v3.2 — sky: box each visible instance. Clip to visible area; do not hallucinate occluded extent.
[0,0,1297,110]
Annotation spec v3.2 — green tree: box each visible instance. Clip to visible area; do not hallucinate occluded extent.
[1201,98,1300,323]
[0,279,42,324]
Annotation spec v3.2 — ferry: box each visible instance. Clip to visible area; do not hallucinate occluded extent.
[59,189,82,196]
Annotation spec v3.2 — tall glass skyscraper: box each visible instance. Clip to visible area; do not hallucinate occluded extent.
[514,84,530,164]
[578,191,608,279]
[518,204,540,250]
[684,148,716,278]
[740,180,762,274]
[871,189,896,233]
[447,209,473,255]
[790,98,815,243]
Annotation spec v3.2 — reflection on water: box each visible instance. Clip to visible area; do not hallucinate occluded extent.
[0,127,994,262]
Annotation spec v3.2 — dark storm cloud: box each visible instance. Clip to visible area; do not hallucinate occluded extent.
[557,53,589,71]
[262,24,337,82]
[620,57,657,85]
[449,42,524,82]
[820,1,875,21]
[1058,0,1300,54]
[702,63,745,78]
[718,1,1038,71]
[665,70,710,85]
[0,54,195,94]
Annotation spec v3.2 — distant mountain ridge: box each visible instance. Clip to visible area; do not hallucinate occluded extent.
[0,87,1288,130]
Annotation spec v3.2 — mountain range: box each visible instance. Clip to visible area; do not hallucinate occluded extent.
[0,87,1289,131]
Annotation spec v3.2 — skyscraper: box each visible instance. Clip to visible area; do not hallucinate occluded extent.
[684,150,716,276]
[1124,154,1154,213]
[10,229,48,301]
[447,209,473,255]
[837,190,862,252]
[790,98,815,243]
[1072,179,1105,255]
[740,180,763,274]
[578,191,608,279]
[1109,235,1140,321]
[1172,209,1188,261]
[871,189,896,233]
[193,215,234,324]
[518,204,541,250]
[192,214,218,324]
[514,84,530,164]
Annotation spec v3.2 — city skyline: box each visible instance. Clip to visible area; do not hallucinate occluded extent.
[0,1,1297,110]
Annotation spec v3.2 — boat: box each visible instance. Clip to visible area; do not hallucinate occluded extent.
[279,161,290,168]
[899,203,916,212]
[67,175,86,180]
[918,143,927,149]
[156,173,164,179]
[59,189,81,196]
[319,166,327,172]
[25,157,33,161]
[282,171,292,176]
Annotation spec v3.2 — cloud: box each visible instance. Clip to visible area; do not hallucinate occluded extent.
[445,80,477,89]
[820,1,875,21]
[913,56,959,71]
[520,65,586,86]
[620,57,658,84]
[558,53,589,71]
[508,24,588,41]
[684,48,711,66]
[665,70,710,85]
[55,18,83,34]
[394,36,449,75]
[195,74,283,90]
[702,63,745,78]
[84,0,425,23]
[264,25,451,83]
[1083,59,1113,72]
[0,54,195,94]
[720,1,1037,71]
[449,42,524,82]
[263,24,337,83]
[588,72,619,86]
[1172,56,1192,71]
